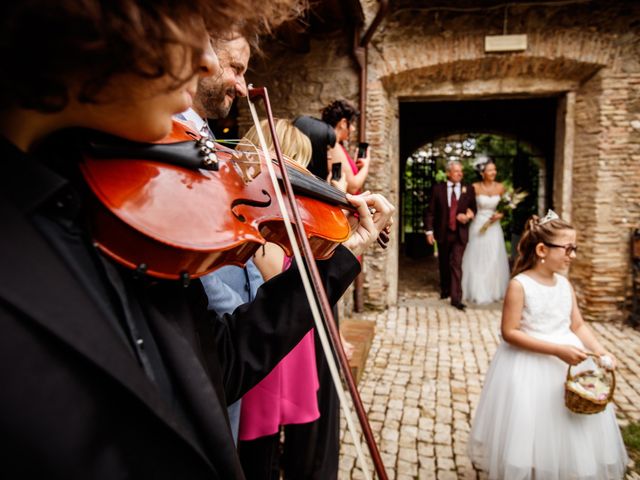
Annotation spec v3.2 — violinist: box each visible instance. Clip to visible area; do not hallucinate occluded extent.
[0,2,394,480]
[177,31,255,444]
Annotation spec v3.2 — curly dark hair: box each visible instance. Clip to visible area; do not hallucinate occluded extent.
[320,99,359,127]
[0,0,306,112]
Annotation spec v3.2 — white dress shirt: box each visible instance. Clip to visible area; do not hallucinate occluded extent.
[179,107,213,138]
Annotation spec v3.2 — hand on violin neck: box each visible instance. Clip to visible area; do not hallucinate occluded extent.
[342,192,395,257]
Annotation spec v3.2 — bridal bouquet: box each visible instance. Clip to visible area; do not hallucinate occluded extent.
[478,186,528,234]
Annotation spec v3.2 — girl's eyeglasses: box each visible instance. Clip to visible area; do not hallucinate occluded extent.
[543,242,578,256]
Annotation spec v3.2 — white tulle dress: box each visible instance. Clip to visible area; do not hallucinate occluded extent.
[468,273,629,480]
[462,194,510,304]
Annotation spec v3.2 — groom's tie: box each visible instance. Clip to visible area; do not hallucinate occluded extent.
[449,185,458,231]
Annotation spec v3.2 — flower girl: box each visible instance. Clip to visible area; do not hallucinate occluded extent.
[468,211,628,479]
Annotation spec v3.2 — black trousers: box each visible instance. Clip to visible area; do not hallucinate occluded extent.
[238,311,340,480]
[238,433,280,480]
[438,231,465,304]
[281,337,339,479]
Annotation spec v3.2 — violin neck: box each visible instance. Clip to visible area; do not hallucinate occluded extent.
[84,133,354,211]
[283,164,354,212]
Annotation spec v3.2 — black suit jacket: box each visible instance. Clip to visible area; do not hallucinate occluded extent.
[424,182,477,245]
[0,143,359,479]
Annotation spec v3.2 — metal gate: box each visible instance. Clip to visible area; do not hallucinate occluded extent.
[401,134,544,259]
[401,149,436,258]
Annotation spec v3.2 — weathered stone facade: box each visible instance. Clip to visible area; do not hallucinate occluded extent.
[242,1,640,321]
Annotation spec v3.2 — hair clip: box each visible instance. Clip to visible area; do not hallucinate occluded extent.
[538,209,560,225]
[472,155,490,173]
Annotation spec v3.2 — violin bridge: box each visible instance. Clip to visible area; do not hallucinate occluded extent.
[231,149,262,184]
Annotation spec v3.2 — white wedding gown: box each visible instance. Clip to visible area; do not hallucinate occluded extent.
[461,194,510,304]
[468,273,628,479]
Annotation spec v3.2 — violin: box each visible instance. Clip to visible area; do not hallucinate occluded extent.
[79,120,354,282]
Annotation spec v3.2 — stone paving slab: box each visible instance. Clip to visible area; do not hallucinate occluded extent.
[339,294,640,479]
[342,319,377,385]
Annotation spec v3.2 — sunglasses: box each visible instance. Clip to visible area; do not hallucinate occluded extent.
[543,242,578,256]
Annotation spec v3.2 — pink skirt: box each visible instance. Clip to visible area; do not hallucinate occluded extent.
[238,329,320,440]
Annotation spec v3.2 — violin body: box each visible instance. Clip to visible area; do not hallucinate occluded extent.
[80,120,351,280]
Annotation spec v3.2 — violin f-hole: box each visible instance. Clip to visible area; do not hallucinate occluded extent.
[230,189,272,222]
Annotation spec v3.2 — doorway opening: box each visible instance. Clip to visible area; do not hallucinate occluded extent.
[398,97,558,294]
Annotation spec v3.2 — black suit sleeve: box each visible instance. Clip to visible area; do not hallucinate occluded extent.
[424,185,437,234]
[209,245,360,403]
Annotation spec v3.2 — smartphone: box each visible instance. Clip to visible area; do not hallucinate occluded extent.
[331,162,342,181]
[357,142,369,159]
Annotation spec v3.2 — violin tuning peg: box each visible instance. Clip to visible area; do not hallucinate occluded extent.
[202,152,219,170]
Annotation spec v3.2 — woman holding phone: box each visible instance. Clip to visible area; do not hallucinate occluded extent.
[321,99,370,194]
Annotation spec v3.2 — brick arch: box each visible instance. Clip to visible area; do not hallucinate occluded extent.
[374,28,619,81]
[380,56,603,96]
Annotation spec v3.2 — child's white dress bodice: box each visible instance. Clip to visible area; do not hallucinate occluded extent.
[515,272,573,340]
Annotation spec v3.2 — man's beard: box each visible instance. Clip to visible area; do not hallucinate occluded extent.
[197,86,234,120]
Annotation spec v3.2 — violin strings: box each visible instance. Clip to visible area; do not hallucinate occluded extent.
[210,139,351,208]
[240,151,348,200]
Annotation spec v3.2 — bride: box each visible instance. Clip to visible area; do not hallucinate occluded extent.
[461,159,510,304]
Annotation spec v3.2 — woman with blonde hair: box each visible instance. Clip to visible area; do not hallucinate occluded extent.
[243,118,312,168]
[235,118,330,479]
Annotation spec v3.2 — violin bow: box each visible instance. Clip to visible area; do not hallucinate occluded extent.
[247,86,388,480]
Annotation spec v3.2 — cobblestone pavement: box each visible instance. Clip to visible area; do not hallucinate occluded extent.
[338,288,640,479]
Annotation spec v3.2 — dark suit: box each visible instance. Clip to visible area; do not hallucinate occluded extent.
[0,138,359,479]
[424,182,477,304]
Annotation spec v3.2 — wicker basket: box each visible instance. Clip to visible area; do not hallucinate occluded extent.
[565,353,615,415]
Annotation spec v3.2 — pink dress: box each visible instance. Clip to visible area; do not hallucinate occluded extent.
[341,144,363,262]
[237,258,320,441]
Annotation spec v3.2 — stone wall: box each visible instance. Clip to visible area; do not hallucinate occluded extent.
[573,71,640,320]
[243,1,640,321]
[239,33,359,131]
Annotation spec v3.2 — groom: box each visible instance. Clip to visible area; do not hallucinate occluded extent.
[424,161,477,311]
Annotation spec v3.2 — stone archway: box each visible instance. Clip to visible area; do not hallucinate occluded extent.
[362,50,617,318]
